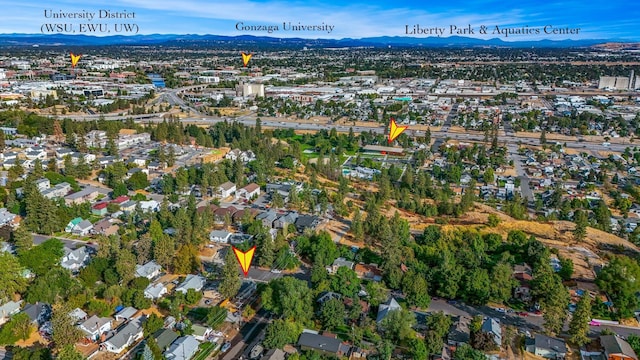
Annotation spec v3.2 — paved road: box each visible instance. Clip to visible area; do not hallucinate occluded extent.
[427,299,640,338]
[507,143,534,202]
[32,234,97,251]
[218,309,270,360]
[52,107,635,156]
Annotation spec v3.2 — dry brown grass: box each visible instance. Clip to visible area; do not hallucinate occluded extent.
[438,203,639,280]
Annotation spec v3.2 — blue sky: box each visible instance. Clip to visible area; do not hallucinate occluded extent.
[1,0,638,40]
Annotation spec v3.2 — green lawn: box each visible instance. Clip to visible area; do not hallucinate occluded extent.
[193,342,218,360]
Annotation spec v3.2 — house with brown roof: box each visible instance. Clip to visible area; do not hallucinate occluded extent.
[354,263,383,282]
[237,183,260,200]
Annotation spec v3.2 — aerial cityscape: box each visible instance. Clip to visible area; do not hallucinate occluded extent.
[1,1,640,360]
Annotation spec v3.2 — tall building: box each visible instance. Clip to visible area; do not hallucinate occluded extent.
[598,76,630,90]
[238,82,264,97]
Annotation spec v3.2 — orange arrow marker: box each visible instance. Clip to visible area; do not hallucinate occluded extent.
[232,246,256,276]
[241,52,252,67]
[388,118,408,143]
[70,53,81,68]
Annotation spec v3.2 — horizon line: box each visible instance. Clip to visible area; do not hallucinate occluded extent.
[0,33,637,43]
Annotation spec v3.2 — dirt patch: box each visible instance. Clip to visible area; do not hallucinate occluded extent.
[14,328,46,347]
[442,204,638,280]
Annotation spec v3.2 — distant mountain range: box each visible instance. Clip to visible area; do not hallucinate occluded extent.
[0,33,635,48]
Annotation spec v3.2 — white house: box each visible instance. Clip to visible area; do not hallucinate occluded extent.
[135,261,161,280]
[237,183,260,200]
[144,283,168,300]
[175,274,206,294]
[209,230,232,243]
[114,306,138,322]
[78,315,112,341]
[139,200,159,213]
[71,219,93,236]
[217,181,236,198]
[61,246,92,272]
[164,335,200,360]
[103,316,144,353]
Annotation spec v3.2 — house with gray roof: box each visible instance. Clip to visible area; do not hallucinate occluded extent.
[71,220,93,236]
[175,274,206,294]
[164,335,200,360]
[79,314,112,341]
[22,302,51,326]
[115,306,138,322]
[209,230,232,243]
[0,208,17,228]
[135,261,161,280]
[297,332,351,358]
[376,298,401,323]
[601,335,638,360]
[274,212,298,230]
[525,334,567,359]
[328,257,355,274]
[481,317,502,347]
[153,328,179,351]
[103,316,144,353]
[0,300,22,325]
[69,308,87,323]
[448,316,471,347]
[61,246,92,272]
[144,283,168,300]
[256,210,278,229]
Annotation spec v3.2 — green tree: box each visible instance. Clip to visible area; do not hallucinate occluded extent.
[330,266,361,298]
[454,344,487,360]
[542,279,570,336]
[51,303,83,351]
[568,295,592,346]
[12,226,33,256]
[487,214,500,227]
[57,345,84,360]
[427,311,453,339]
[379,309,416,342]
[489,262,516,303]
[11,312,33,341]
[143,313,164,337]
[573,210,588,241]
[263,319,301,349]
[0,252,27,302]
[18,238,64,276]
[627,334,640,356]
[320,298,345,330]
[219,249,241,299]
[558,257,574,281]
[596,255,640,318]
[402,271,431,309]
[351,208,364,242]
[261,277,313,324]
[410,337,428,360]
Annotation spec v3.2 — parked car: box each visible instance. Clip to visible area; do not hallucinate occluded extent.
[517,312,529,317]
[495,308,506,313]
[221,342,231,352]
[589,320,601,326]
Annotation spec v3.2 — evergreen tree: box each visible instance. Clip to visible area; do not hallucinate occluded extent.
[219,249,241,299]
[573,210,588,241]
[51,303,83,351]
[11,225,33,256]
[351,208,364,242]
[569,295,592,346]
